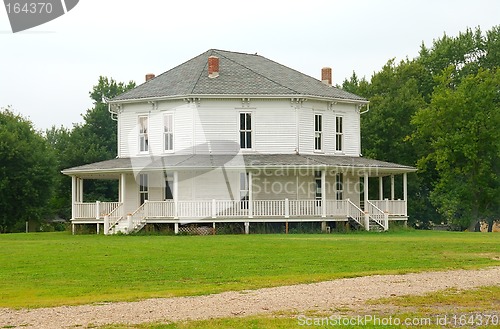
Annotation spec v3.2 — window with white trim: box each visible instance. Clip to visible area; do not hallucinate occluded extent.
[335,173,344,200]
[240,172,249,209]
[164,172,173,200]
[314,170,322,200]
[336,116,343,152]
[314,114,322,151]
[239,112,252,149]
[139,116,149,153]
[163,113,174,152]
[139,174,149,205]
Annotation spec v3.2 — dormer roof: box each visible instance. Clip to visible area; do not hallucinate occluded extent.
[110,49,367,103]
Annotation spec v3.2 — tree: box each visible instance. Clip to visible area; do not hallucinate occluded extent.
[341,25,500,228]
[412,67,500,229]
[0,108,56,232]
[49,77,135,219]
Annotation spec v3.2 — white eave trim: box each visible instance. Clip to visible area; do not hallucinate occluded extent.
[107,94,369,106]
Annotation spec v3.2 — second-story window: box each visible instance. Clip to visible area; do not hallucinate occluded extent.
[139,115,149,153]
[314,114,322,151]
[336,116,343,152]
[240,112,252,149]
[164,113,174,152]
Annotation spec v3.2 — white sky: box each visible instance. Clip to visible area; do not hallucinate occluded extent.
[0,0,499,131]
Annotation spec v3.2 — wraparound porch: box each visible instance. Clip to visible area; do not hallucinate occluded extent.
[64,154,415,234]
[72,197,408,234]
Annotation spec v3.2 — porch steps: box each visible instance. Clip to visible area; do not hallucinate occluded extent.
[369,219,384,232]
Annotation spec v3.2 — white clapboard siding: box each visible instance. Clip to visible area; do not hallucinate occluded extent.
[323,110,336,155]
[254,106,296,154]
[174,106,193,154]
[339,104,361,156]
[119,103,147,157]
[123,173,139,214]
[298,108,314,154]
[195,107,238,154]
[117,98,362,158]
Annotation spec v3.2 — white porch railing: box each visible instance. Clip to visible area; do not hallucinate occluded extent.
[253,200,285,217]
[74,199,406,229]
[326,199,348,217]
[289,200,322,217]
[369,199,407,216]
[74,201,122,219]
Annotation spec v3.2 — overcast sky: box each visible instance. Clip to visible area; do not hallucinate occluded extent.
[1,0,499,131]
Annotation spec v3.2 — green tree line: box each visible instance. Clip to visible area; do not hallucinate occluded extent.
[1,26,498,232]
[342,26,499,230]
[0,77,135,232]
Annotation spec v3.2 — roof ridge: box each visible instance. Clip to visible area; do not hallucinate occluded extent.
[212,50,300,94]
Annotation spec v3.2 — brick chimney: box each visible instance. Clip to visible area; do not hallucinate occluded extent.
[208,56,219,78]
[321,67,332,86]
[145,73,155,82]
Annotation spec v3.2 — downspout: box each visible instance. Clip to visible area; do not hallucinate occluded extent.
[105,97,120,157]
[359,103,369,157]
[359,103,369,115]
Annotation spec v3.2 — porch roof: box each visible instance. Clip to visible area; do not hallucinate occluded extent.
[62,154,416,178]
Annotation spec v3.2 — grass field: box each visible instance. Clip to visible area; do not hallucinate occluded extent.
[0,230,499,309]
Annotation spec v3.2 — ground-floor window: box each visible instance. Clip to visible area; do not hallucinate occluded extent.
[240,172,249,209]
[336,173,344,200]
[165,172,173,200]
[139,174,148,205]
[314,170,322,206]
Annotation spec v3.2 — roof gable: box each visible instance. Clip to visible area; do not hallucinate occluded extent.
[111,49,366,102]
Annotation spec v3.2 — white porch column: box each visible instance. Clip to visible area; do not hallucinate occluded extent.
[78,178,84,203]
[104,215,109,235]
[173,171,179,219]
[120,173,126,203]
[363,172,369,211]
[71,176,76,220]
[403,173,408,216]
[321,170,326,218]
[379,176,384,200]
[244,222,250,234]
[95,201,101,219]
[390,175,395,200]
[248,172,253,219]
[174,223,179,234]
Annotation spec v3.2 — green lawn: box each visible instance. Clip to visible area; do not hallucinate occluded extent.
[0,230,498,309]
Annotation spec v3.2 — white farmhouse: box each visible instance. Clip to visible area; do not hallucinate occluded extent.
[63,49,416,234]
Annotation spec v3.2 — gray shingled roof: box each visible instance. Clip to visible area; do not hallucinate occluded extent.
[62,154,415,176]
[111,49,367,102]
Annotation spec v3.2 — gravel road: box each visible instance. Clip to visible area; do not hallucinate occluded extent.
[1,267,499,328]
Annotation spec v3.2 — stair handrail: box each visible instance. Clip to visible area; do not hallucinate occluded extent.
[129,202,147,233]
[107,202,124,232]
[346,199,365,229]
[366,201,387,230]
